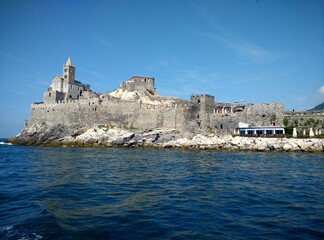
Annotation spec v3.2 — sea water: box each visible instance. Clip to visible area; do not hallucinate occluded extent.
[0,139,323,239]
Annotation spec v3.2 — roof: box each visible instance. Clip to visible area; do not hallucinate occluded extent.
[65,57,74,67]
[238,126,285,130]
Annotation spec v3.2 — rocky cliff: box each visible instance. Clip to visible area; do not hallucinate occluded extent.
[7,123,324,152]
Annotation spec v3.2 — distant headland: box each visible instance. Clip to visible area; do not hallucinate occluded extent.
[7,58,324,152]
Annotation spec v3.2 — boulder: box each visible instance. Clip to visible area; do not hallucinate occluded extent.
[283,143,292,151]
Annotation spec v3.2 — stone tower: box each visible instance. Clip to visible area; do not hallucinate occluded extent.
[63,57,75,84]
[191,94,215,132]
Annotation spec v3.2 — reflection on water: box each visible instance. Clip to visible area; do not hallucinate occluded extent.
[0,145,323,239]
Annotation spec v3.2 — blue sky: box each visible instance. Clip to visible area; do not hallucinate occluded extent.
[0,0,323,137]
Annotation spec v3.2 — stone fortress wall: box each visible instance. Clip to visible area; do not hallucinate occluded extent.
[28,58,284,135]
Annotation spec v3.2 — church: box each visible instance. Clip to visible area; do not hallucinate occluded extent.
[43,57,90,103]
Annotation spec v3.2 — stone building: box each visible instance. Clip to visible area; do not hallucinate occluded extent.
[43,57,90,103]
[30,58,285,135]
[120,76,157,95]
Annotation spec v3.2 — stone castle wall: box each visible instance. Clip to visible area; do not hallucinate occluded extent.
[29,97,193,133]
[211,103,284,134]
[29,96,283,135]
[27,58,286,135]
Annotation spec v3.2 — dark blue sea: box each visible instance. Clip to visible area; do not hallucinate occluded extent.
[1,139,323,240]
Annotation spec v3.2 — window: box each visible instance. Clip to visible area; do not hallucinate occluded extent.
[276,130,284,135]
[49,92,51,97]
[266,130,272,135]
[64,75,67,78]
[64,69,67,72]
[197,115,200,119]
[220,124,223,129]
[69,95,72,99]
[197,99,200,104]
[256,130,263,136]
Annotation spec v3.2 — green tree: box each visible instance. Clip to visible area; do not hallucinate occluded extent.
[285,124,294,135]
[283,117,289,127]
[310,118,315,124]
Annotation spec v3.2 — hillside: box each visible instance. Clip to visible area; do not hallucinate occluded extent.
[308,102,324,111]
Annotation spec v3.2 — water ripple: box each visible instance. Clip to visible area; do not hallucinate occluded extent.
[0,145,323,239]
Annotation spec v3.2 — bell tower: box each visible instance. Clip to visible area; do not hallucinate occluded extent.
[63,57,75,84]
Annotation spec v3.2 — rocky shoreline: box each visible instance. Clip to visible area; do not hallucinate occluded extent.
[6,124,324,153]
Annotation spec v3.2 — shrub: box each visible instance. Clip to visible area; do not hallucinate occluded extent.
[285,124,294,135]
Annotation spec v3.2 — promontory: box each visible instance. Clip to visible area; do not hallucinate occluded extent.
[7,58,324,152]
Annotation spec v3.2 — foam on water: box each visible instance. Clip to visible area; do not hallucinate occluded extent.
[1,145,323,239]
[0,225,43,240]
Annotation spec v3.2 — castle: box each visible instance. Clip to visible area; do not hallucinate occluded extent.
[29,58,285,136]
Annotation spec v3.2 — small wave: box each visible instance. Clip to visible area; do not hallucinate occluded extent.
[0,141,12,145]
[0,225,43,240]
[0,225,13,231]
[18,233,43,240]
